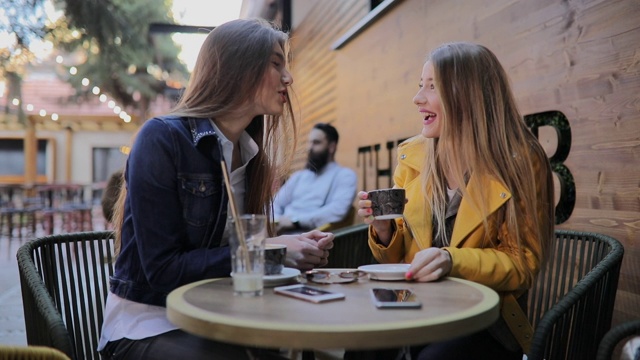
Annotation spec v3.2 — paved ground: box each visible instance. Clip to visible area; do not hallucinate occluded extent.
[0,235,27,346]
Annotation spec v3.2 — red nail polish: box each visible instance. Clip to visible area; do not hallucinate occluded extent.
[405,271,413,279]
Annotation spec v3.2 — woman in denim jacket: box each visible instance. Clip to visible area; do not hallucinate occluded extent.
[355,42,554,359]
[98,19,333,360]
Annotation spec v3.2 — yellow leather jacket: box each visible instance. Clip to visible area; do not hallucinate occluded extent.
[368,135,553,351]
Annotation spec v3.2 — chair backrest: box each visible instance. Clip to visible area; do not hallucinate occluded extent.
[527,229,625,360]
[315,205,357,233]
[324,223,376,268]
[17,231,116,360]
[596,319,640,360]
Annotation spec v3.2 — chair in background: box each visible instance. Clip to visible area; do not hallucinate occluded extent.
[0,207,36,240]
[596,319,640,360]
[315,205,357,233]
[17,231,115,360]
[527,230,625,360]
[0,345,71,360]
[323,223,376,269]
[0,184,38,241]
[35,184,94,236]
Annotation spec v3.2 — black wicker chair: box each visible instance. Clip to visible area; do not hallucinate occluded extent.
[315,206,357,233]
[596,319,640,360]
[322,225,624,360]
[16,231,115,360]
[323,223,375,269]
[527,229,624,360]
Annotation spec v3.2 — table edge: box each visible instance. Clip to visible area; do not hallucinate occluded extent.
[166,277,500,349]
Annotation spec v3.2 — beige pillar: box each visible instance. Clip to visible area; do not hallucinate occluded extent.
[65,126,73,183]
[24,116,37,186]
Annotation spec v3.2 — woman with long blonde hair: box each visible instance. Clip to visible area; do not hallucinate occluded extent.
[99,19,334,360]
[356,42,554,359]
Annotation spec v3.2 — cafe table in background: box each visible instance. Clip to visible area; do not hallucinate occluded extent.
[166,268,500,354]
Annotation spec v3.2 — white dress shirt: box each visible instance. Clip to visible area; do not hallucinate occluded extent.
[273,162,357,229]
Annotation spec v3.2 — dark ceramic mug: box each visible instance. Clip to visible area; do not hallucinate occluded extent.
[264,244,287,275]
[368,188,406,220]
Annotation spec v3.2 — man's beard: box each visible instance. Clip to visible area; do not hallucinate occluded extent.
[305,148,330,173]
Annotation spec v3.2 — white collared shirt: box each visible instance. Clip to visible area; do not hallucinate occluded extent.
[273,162,358,229]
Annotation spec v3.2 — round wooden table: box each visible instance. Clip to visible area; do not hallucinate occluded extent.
[166,273,500,350]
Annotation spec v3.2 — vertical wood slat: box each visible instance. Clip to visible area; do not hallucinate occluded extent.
[289,0,370,168]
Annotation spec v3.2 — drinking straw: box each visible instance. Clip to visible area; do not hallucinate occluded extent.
[220,160,249,265]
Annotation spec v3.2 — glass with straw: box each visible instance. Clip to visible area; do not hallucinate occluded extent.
[221,161,266,297]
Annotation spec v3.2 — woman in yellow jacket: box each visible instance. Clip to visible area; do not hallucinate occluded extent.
[357,42,555,360]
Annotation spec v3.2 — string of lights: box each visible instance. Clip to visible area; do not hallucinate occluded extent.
[3,54,133,124]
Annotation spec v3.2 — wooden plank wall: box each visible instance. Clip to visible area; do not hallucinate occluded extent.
[289,0,370,167]
[289,0,640,328]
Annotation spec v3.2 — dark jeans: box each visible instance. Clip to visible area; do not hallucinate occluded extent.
[344,330,522,360]
[100,329,287,360]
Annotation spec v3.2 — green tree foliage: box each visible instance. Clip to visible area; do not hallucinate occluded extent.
[55,0,188,117]
[0,0,46,74]
[0,0,48,122]
[1,0,189,121]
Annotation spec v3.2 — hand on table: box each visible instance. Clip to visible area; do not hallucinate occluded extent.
[269,230,334,271]
[405,248,452,282]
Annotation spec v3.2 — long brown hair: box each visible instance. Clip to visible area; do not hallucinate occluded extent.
[112,19,297,255]
[422,42,554,282]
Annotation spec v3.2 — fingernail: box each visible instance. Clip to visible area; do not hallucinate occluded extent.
[405,271,413,280]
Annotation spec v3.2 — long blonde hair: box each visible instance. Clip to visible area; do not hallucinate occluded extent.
[112,19,297,255]
[422,42,554,281]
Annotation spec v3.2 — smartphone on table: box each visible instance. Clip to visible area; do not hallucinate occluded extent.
[274,284,345,303]
[370,288,422,309]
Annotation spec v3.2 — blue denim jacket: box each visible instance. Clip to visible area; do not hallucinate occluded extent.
[110,115,233,307]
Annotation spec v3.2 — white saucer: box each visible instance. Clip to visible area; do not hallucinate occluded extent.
[263,267,300,287]
[373,214,403,220]
[358,264,410,281]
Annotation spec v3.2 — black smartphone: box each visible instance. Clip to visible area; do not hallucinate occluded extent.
[370,288,422,309]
